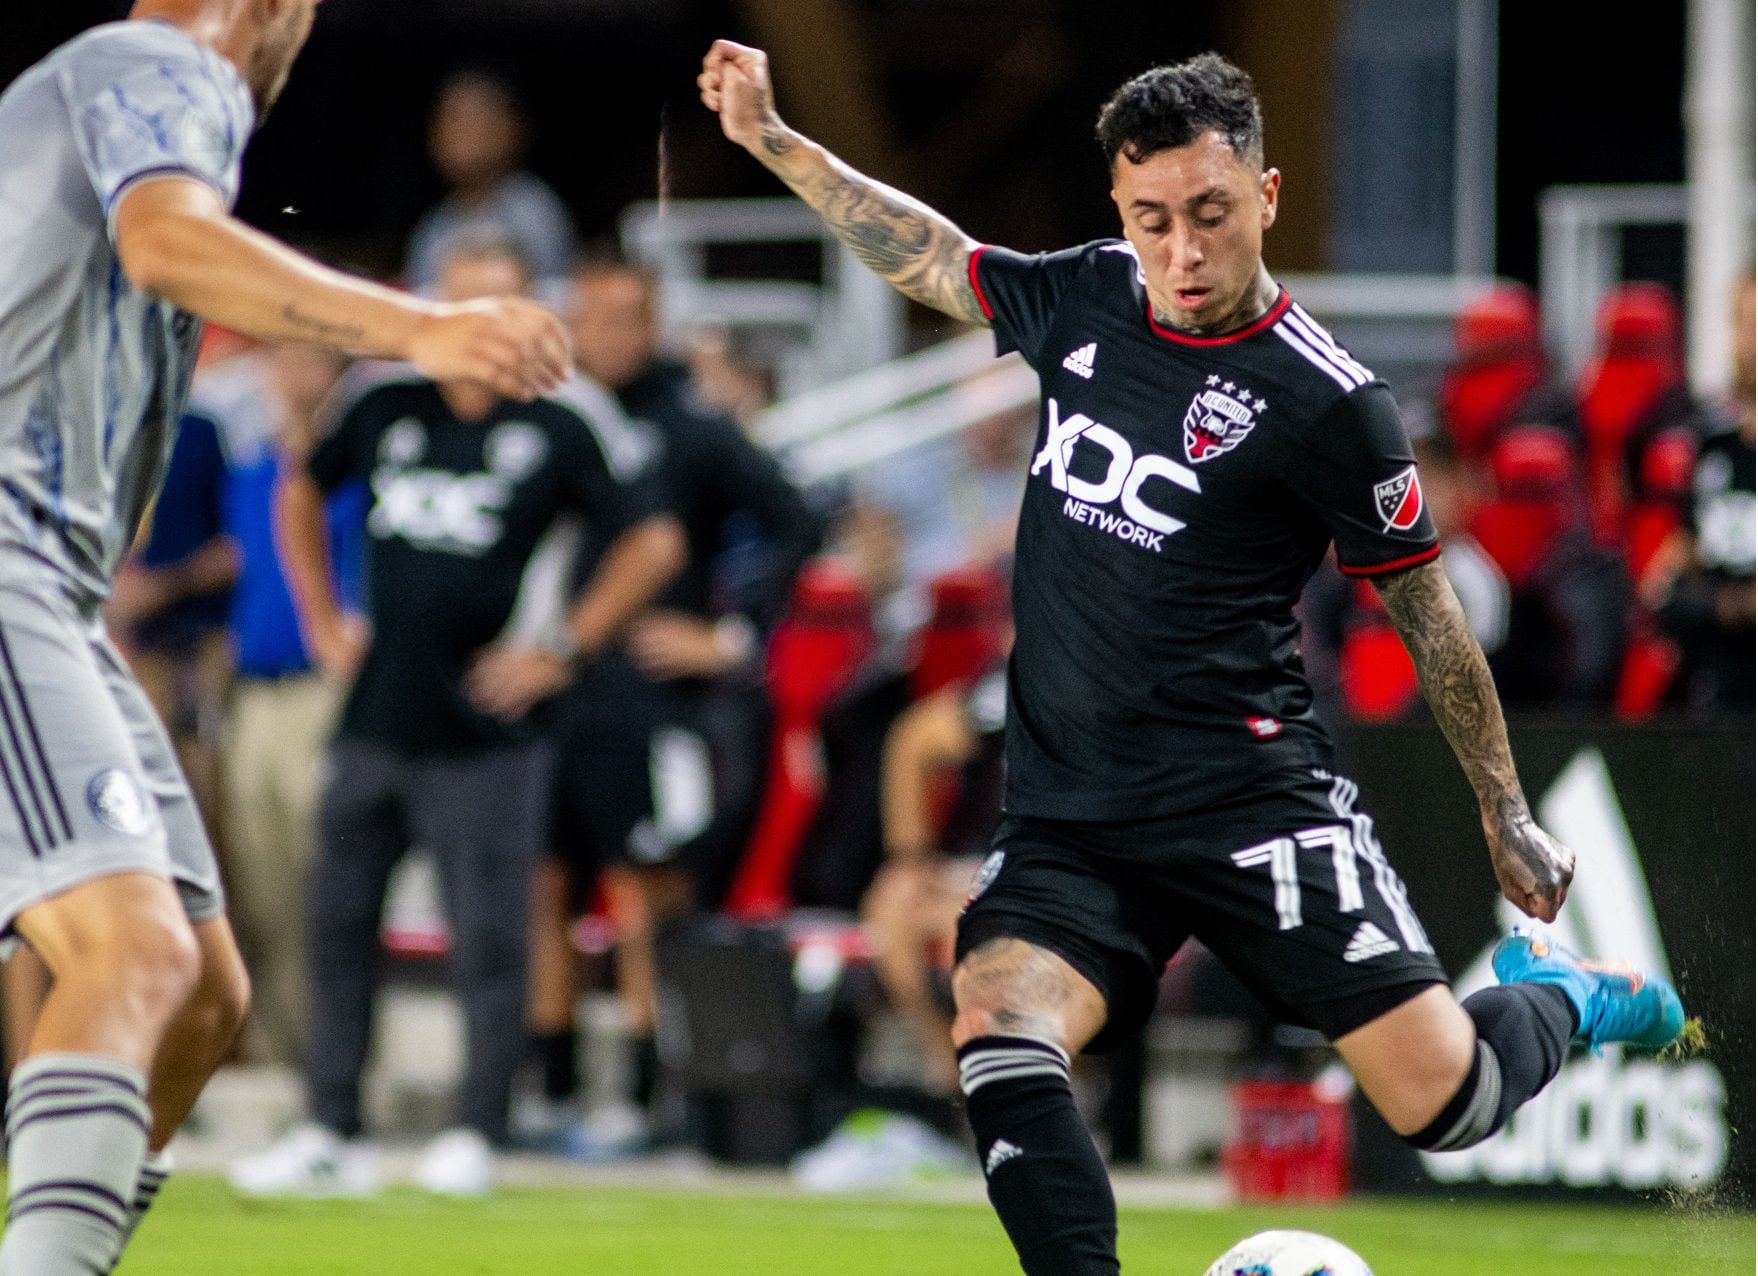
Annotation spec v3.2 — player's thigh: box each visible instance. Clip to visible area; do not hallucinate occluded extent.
[953,825,1178,1054]
[1333,983,1476,1135]
[93,631,225,925]
[1176,772,1449,1042]
[0,574,187,941]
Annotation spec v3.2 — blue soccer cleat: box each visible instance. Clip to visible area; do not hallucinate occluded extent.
[1491,930,1686,1052]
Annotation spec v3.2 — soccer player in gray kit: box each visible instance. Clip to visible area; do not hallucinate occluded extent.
[0,2,568,1270]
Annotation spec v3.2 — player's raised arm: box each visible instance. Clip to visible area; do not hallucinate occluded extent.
[1374,559,1575,922]
[699,39,987,325]
[112,177,570,402]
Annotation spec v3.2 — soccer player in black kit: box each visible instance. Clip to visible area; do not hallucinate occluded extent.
[702,42,1688,1275]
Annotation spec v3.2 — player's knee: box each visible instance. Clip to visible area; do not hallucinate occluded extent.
[198,937,252,1042]
[1397,1040,1506,1151]
[93,915,203,1020]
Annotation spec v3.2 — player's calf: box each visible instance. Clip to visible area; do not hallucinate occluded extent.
[952,938,1118,1276]
[0,875,200,1275]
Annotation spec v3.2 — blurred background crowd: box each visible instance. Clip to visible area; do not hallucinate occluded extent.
[3,0,1751,1198]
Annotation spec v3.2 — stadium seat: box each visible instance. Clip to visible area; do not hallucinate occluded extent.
[1575,283,1686,544]
[724,560,874,920]
[1437,284,1547,460]
[907,564,1009,700]
[1624,426,1697,583]
[1468,426,1579,588]
[1337,582,1419,721]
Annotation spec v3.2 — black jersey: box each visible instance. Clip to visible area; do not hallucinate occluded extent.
[972,240,1438,820]
[573,361,819,630]
[307,372,661,755]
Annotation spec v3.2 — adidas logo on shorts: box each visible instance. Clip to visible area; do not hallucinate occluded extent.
[1061,342,1097,379]
[1343,921,1398,963]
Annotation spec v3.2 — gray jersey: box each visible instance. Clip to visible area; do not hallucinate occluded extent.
[0,20,254,603]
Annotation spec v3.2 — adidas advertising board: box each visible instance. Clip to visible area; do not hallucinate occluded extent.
[1338,724,1752,1202]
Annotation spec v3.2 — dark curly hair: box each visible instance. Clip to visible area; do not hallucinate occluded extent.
[1095,53,1263,170]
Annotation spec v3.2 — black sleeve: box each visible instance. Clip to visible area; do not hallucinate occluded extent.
[696,416,825,632]
[561,411,667,538]
[969,243,1091,366]
[305,392,380,494]
[1278,382,1440,578]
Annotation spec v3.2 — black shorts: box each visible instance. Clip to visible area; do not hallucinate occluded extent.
[956,768,1447,1051]
[548,666,715,875]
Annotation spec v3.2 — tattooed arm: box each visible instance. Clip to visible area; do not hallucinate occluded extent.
[1376,558,1575,922]
[698,40,987,325]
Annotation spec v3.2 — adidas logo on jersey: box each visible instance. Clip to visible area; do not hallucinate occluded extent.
[1061,343,1097,379]
[1344,921,1398,963]
[985,1139,1024,1175]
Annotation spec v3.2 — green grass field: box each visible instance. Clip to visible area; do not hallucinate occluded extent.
[117,1177,1754,1274]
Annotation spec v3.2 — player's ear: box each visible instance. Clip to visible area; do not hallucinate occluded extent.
[1259,168,1281,230]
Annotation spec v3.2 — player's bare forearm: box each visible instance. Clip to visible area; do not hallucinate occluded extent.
[699,38,986,324]
[566,516,687,658]
[115,178,569,400]
[272,470,341,635]
[114,179,425,357]
[1375,560,1521,817]
[1377,558,1573,919]
[759,132,987,324]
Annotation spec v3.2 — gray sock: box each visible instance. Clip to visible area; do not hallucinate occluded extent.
[0,1053,149,1276]
[114,1149,173,1257]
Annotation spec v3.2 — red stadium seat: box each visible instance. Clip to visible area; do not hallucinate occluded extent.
[724,560,874,920]
[1468,426,1578,588]
[908,564,1009,700]
[1624,427,1697,582]
[1437,285,1546,460]
[1338,581,1419,721]
[1576,284,1685,544]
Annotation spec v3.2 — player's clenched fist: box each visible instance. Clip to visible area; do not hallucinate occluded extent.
[699,39,786,155]
[406,297,571,402]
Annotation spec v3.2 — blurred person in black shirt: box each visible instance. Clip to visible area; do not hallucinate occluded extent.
[522,254,820,1154]
[231,235,683,1198]
[1648,272,1756,710]
[702,41,1684,1275]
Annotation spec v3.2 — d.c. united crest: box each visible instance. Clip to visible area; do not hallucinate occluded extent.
[1374,465,1425,531]
[1183,377,1266,464]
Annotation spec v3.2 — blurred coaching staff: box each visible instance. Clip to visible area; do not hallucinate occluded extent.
[701,39,1686,1276]
[232,234,682,1198]
[523,255,821,1146]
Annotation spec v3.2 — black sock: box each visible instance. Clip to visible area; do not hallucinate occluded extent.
[1408,983,1575,1150]
[533,1027,579,1103]
[958,1035,1118,1276]
[630,1034,659,1111]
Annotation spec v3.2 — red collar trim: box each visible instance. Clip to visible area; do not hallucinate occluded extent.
[1146,287,1291,347]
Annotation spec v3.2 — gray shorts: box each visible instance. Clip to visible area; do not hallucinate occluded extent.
[0,549,222,943]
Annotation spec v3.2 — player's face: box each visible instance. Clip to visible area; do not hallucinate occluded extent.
[246,0,321,120]
[1110,130,1279,334]
[568,271,658,391]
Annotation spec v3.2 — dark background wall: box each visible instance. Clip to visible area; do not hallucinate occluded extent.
[1,1,1687,287]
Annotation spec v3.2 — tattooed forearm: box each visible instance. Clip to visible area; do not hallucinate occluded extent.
[755,125,987,325]
[1375,560,1526,821]
[280,304,367,345]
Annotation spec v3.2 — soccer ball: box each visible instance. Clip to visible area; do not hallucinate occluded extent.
[1203,1229,1374,1276]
